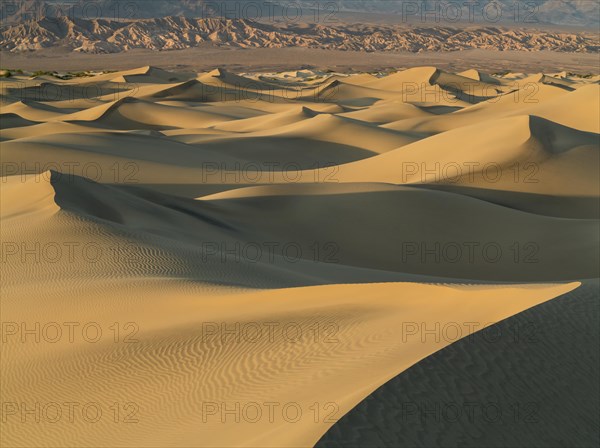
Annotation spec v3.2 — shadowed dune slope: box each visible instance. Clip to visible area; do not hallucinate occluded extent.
[317,280,600,448]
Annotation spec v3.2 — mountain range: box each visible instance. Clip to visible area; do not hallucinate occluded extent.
[1,0,598,28]
[1,15,598,54]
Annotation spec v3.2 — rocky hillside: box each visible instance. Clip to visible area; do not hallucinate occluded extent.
[1,15,598,54]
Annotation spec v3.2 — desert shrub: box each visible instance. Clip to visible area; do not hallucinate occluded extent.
[31,70,55,77]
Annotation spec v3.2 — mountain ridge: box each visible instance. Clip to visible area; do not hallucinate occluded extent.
[1,15,598,54]
[2,1,598,28]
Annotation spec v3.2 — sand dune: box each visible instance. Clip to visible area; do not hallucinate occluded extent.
[317,280,600,448]
[2,100,79,121]
[0,112,38,130]
[364,67,506,102]
[327,115,599,196]
[63,97,240,130]
[1,65,598,447]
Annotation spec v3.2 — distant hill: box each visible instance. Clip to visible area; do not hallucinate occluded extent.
[1,0,598,28]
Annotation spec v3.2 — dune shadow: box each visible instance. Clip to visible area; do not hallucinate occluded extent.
[317,279,600,448]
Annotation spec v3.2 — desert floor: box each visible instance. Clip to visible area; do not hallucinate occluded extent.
[1,65,599,447]
[2,47,600,74]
